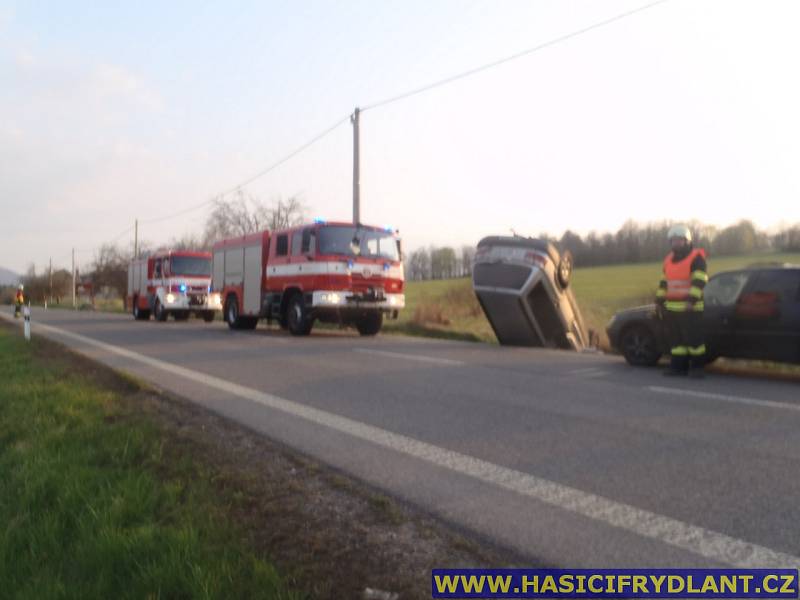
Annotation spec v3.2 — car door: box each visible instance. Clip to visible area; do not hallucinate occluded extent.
[734,269,800,362]
[702,270,751,358]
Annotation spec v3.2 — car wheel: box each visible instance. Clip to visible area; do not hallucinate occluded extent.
[356,312,383,336]
[286,294,312,336]
[620,324,661,366]
[173,312,189,321]
[557,251,573,288]
[154,299,167,322]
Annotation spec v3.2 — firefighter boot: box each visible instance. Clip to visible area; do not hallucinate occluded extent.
[663,353,688,376]
[688,358,706,379]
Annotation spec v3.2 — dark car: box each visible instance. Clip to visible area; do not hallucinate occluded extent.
[472,236,589,350]
[606,265,800,366]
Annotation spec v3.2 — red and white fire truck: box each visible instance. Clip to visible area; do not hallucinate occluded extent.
[212,220,405,335]
[127,250,222,322]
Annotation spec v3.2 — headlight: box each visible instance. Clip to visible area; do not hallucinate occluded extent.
[166,293,176,303]
[210,293,221,306]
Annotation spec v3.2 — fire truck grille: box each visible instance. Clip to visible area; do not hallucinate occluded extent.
[188,294,206,306]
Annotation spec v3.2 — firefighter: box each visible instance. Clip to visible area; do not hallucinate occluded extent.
[14,284,24,318]
[655,225,708,377]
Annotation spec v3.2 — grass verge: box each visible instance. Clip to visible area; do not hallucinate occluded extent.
[0,323,515,599]
[0,326,299,599]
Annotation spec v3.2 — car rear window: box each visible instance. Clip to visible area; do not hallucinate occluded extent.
[473,263,532,289]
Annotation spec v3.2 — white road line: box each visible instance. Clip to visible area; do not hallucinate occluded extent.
[353,347,465,366]
[648,386,800,413]
[4,312,799,569]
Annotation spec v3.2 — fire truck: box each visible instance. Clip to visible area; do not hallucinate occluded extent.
[127,250,222,322]
[212,220,405,335]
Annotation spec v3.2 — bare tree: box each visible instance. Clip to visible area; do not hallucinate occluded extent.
[92,243,130,300]
[203,191,307,245]
[169,232,208,251]
[261,196,306,231]
[408,248,431,281]
[460,245,475,277]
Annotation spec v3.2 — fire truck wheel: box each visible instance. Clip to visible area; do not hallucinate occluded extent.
[202,311,215,323]
[225,296,241,330]
[356,312,383,336]
[132,298,150,320]
[286,294,313,336]
[154,299,168,322]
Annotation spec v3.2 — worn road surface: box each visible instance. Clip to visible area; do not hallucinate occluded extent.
[3,307,799,569]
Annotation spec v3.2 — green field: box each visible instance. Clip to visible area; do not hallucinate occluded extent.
[386,252,800,347]
[0,327,299,599]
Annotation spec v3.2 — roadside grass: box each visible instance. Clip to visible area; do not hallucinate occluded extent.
[0,327,301,599]
[382,278,496,343]
[26,297,127,314]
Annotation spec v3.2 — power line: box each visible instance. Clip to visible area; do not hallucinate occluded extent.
[47,1,669,262]
[139,114,351,225]
[361,0,669,112]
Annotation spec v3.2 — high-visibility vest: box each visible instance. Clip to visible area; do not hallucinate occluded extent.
[663,248,705,301]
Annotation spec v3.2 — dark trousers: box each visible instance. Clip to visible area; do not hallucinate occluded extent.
[663,310,705,371]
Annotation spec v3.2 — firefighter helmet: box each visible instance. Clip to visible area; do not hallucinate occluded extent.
[667,224,692,243]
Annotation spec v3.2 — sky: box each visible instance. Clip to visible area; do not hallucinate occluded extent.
[1,0,799,274]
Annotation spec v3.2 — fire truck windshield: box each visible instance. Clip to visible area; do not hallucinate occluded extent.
[169,256,211,276]
[318,226,399,261]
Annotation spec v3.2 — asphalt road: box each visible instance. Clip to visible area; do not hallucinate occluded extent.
[3,306,800,569]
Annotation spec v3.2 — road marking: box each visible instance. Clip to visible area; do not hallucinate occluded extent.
[4,311,799,569]
[353,348,465,366]
[648,386,800,413]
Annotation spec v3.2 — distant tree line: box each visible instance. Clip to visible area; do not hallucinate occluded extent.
[555,219,799,268]
[406,246,476,281]
[20,201,800,295]
[404,219,800,281]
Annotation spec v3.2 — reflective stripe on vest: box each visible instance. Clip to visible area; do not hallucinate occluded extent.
[663,248,706,301]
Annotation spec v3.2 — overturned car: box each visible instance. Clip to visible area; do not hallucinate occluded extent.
[472,236,589,350]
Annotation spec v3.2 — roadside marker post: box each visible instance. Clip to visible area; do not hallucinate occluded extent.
[23,305,31,341]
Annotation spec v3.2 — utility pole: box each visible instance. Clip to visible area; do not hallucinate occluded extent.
[48,256,52,306]
[134,218,138,259]
[351,107,360,224]
[71,248,76,308]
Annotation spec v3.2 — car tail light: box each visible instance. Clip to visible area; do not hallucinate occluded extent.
[524,252,546,266]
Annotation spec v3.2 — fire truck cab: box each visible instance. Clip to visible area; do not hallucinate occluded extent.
[212,221,405,335]
[128,250,222,322]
